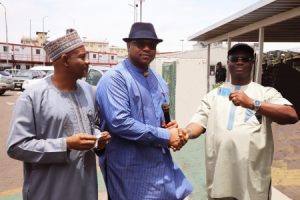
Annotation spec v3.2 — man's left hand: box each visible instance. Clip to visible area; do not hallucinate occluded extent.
[229,91,253,109]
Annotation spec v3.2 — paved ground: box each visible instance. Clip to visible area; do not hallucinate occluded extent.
[272,122,300,200]
[0,90,299,200]
[0,91,23,194]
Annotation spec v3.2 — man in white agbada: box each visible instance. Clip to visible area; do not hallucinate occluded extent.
[184,43,298,200]
[6,29,111,200]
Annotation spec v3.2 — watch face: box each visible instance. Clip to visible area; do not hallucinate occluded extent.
[254,100,260,106]
[254,100,261,111]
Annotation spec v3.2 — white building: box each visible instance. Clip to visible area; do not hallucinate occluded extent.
[0,42,118,69]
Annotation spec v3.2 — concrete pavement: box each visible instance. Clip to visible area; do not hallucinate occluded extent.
[0,91,299,200]
[272,122,300,199]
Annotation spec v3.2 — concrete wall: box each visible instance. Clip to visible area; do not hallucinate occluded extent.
[152,57,208,199]
[174,58,207,126]
[152,57,208,126]
[157,47,228,66]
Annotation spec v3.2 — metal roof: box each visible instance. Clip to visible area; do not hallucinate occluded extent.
[188,0,300,43]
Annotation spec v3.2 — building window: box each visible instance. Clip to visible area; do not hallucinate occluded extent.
[36,49,41,54]
[111,56,114,60]
[16,65,21,69]
[3,46,8,52]
[93,54,97,58]
[26,65,30,69]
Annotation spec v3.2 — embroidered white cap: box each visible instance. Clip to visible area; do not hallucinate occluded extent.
[44,29,83,61]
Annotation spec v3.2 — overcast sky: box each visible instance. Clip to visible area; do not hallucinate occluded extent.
[0,0,299,52]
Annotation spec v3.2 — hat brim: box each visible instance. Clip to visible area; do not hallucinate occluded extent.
[123,37,163,43]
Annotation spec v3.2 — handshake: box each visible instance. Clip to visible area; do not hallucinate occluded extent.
[168,128,191,152]
[162,120,194,152]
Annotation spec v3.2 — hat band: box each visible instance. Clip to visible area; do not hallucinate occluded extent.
[130,30,157,39]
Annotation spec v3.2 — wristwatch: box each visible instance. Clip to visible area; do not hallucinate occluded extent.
[252,99,261,112]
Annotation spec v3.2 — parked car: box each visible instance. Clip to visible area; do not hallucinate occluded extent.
[85,66,112,87]
[13,70,44,90]
[30,66,54,77]
[22,73,53,90]
[5,68,20,77]
[0,70,14,95]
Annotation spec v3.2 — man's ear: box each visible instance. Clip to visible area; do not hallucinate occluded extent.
[61,54,69,67]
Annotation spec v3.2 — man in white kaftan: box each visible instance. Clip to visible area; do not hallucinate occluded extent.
[185,43,298,200]
[191,82,292,199]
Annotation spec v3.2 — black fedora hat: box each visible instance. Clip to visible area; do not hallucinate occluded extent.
[123,22,163,43]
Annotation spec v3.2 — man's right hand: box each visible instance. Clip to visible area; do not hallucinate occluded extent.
[66,133,97,151]
[168,128,188,151]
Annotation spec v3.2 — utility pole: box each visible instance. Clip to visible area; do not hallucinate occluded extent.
[129,0,138,22]
[134,1,138,22]
[30,19,32,41]
[0,2,9,66]
[180,40,184,52]
[42,16,48,33]
[42,16,48,66]
[139,0,145,22]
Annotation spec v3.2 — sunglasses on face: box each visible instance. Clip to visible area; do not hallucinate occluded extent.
[228,56,253,63]
[131,40,157,50]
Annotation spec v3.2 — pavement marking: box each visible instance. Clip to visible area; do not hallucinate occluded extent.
[0,187,22,198]
[272,167,300,186]
[5,102,15,106]
[272,187,292,200]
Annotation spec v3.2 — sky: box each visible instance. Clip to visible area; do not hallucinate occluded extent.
[0,0,299,52]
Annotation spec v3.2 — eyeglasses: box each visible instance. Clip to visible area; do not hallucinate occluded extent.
[131,40,157,50]
[228,56,253,63]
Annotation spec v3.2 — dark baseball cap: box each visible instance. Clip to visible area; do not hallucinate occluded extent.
[228,43,254,58]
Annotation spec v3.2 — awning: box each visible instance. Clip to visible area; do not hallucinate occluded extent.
[188,0,300,44]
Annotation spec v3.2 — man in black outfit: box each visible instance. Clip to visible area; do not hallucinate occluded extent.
[215,62,226,83]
